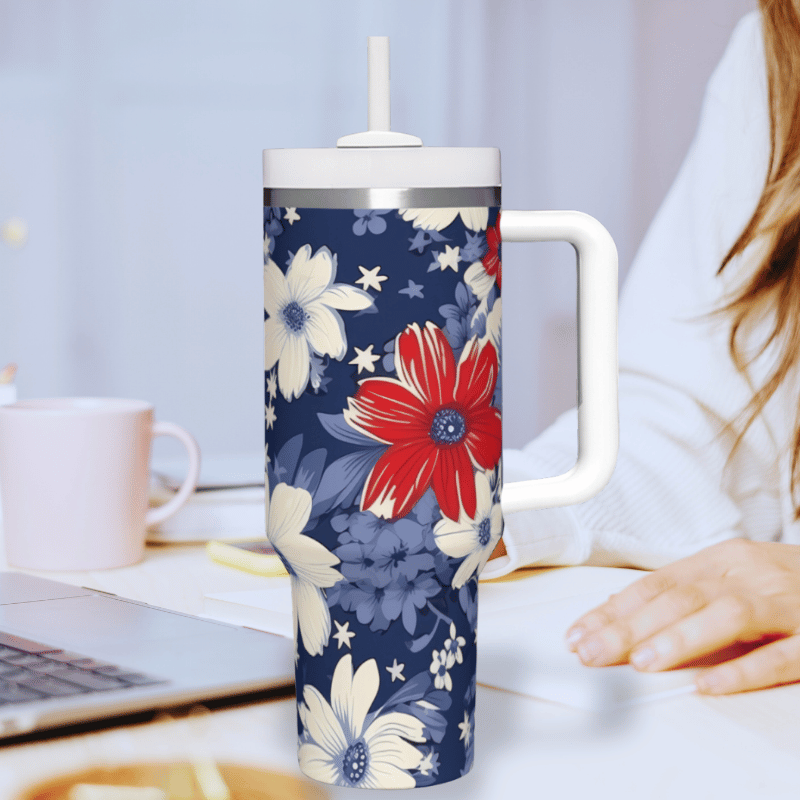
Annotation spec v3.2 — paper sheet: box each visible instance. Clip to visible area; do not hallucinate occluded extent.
[202,567,698,710]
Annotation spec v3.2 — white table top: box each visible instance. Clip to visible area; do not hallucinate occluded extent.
[1,515,799,799]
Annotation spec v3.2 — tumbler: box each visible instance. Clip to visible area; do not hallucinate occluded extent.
[263,37,618,789]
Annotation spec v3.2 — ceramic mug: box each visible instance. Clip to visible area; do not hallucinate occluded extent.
[0,398,200,570]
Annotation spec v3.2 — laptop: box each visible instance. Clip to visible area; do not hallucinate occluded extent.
[0,571,294,739]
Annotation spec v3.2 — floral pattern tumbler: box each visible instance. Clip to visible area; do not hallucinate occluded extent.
[263,38,619,789]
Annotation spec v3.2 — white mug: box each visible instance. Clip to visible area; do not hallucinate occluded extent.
[0,398,201,570]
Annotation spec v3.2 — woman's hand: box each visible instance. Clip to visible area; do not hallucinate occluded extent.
[565,539,800,694]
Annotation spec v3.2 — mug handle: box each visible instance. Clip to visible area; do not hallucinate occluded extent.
[145,421,202,526]
[500,210,619,513]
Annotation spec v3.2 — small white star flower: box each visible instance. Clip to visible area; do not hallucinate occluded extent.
[265,403,277,430]
[266,369,278,400]
[332,619,356,649]
[436,245,461,272]
[349,344,381,374]
[458,711,471,746]
[418,751,434,776]
[284,207,301,225]
[386,658,406,682]
[355,264,388,292]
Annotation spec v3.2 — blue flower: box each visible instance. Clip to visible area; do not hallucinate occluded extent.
[263,207,283,255]
[332,511,435,587]
[337,581,395,631]
[334,541,378,583]
[458,579,478,629]
[460,230,487,263]
[266,435,327,501]
[371,520,434,585]
[407,228,449,254]
[438,282,484,353]
[464,673,477,705]
[387,571,440,635]
[353,209,390,236]
[411,489,440,527]
[382,338,395,373]
[332,510,389,546]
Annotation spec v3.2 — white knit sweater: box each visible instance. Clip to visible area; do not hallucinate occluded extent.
[485,11,800,578]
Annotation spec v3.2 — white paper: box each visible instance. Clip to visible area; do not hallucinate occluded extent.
[201,567,698,710]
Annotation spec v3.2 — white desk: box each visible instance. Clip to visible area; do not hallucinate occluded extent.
[1,522,799,799]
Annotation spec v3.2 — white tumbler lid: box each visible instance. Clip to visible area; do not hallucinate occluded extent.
[263,37,500,204]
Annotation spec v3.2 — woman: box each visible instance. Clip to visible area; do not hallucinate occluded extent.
[488,1,800,694]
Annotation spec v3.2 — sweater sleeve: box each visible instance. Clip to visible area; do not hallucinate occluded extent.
[484,11,784,578]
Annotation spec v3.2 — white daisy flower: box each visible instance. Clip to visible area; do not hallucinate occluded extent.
[481,297,501,354]
[464,260,495,303]
[399,207,489,232]
[429,649,453,691]
[299,654,425,789]
[266,483,343,656]
[433,471,503,588]
[443,622,466,665]
[466,264,502,329]
[264,245,373,401]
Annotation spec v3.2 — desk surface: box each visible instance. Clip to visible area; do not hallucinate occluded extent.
[1,521,799,799]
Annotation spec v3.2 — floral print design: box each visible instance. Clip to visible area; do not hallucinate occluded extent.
[266,482,343,656]
[264,205,501,786]
[344,322,501,521]
[465,213,501,320]
[399,207,489,232]
[299,653,425,788]
[433,471,503,588]
[353,209,391,236]
[264,245,373,400]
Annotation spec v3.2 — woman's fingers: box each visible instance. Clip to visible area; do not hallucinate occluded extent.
[571,582,712,666]
[566,570,679,649]
[696,634,800,694]
[564,541,800,691]
[566,540,757,652]
[623,594,770,671]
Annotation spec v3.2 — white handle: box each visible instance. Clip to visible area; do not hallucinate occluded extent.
[500,210,619,513]
[145,421,202,526]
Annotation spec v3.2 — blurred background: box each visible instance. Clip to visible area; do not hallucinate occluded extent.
[0,0,756,467]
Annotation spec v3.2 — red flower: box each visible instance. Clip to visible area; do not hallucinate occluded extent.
[344,322,501,521]
[482,213,501,291]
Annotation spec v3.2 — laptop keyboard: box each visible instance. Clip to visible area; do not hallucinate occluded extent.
[0,631,166,705]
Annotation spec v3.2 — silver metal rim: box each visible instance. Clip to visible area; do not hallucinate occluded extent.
[263,186,500,209]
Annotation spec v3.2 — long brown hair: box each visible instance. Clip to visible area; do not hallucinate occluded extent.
[719,0,800,518]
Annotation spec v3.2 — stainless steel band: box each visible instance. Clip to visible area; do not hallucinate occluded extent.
[263,186,501,209]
